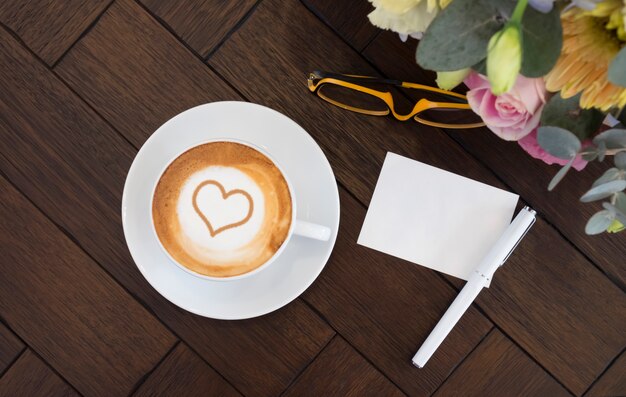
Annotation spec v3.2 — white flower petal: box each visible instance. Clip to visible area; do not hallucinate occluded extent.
[368,0,439,35]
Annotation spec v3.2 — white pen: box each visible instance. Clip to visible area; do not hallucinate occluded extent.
[412,206,536,368]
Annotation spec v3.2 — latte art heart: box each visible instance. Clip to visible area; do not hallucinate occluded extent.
[152,141,292,277]
[192,180,254,237]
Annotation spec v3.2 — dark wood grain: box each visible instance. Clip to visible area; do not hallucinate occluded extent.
[362,30,626,290]
[302,0,379,51]
[56,0,240,148]
[302,189,492,396]
[1,9,334,397]
[0,350,77,396]
[0,175,176,396]
[149,303,334,396]
[134,343,241,397]
[141,0,257,57]
[208,1,626,394]
[434,330,570,397]
[283,336,405,397]
[0,324,23,375]
[0,0,110,65]
[586,351,626,397]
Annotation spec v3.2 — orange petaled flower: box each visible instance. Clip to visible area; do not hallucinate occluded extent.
[545,2,626,111]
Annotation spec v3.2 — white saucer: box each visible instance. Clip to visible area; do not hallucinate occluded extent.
[122,102,340,319]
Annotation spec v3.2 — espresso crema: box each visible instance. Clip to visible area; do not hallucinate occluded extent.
[152,142,292,277]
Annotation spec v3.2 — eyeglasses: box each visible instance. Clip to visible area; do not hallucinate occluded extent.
[307,71,484,129]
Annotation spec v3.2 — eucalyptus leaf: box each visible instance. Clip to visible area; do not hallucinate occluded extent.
[615,152,626,170]
[592,168,622,187]
[585,210,614,235]
[417,0,515,71]
[548,157,573,191]
[580,180,626,202]
[537,126,581,160]
[520,7,562,77]
[540,94,603,140]
[608,47,626,87]
[593,128,626,149]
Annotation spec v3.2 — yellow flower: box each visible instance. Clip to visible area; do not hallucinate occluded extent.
[368,0,451,36]
[589,0,626,40]
[545,2,626,111]
[487,23,523,95]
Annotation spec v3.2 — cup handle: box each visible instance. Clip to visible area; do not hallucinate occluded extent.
[293,219,331,241]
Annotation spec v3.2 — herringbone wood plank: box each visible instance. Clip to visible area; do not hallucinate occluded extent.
[0,324,23,376]
[433,330,570,397]
[0,350,77,397]
[283,337,406,397]
[0,0,110,65]
[140,0,257,57]
[134,343,241,397]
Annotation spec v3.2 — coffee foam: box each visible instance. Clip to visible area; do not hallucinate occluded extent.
[152,142,292,277]
[178,167,264,251]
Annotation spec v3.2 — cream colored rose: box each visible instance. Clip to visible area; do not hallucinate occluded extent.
[368,0,451,36]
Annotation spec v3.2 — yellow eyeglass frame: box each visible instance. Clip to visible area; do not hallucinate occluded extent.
[307,71,484,129]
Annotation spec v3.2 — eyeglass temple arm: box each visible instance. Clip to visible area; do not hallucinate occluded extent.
[310,71,403,86]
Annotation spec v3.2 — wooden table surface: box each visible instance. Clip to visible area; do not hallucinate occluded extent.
[0,1,624,396]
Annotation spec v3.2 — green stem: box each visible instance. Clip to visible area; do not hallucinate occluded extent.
[580,148,626,156]
[511,0,528,23]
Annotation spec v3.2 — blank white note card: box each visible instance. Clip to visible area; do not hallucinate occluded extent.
[358,152,519,285]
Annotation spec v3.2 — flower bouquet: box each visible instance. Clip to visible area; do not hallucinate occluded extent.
[368,0,626,234]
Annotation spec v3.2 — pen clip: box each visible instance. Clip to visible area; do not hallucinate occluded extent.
[499,211,536,266]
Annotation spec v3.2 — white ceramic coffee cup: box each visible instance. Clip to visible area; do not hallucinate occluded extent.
[150,138,331,281]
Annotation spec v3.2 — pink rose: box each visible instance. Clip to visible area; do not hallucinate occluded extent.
[518,128,589,171]
[464,72,546,141]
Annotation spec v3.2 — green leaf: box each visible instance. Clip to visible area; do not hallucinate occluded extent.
[615,152,626,170]
[603,202,626,225]
[537,126,581,160]
[592,168,623,187]
[580,180,626,202]
[520,7,562,77]
[593,129,626,149]
[608,47,626,87]
[417,0,514,71]
[585,210,614,235]
[548,157,573,191]
[539,94,604,140]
